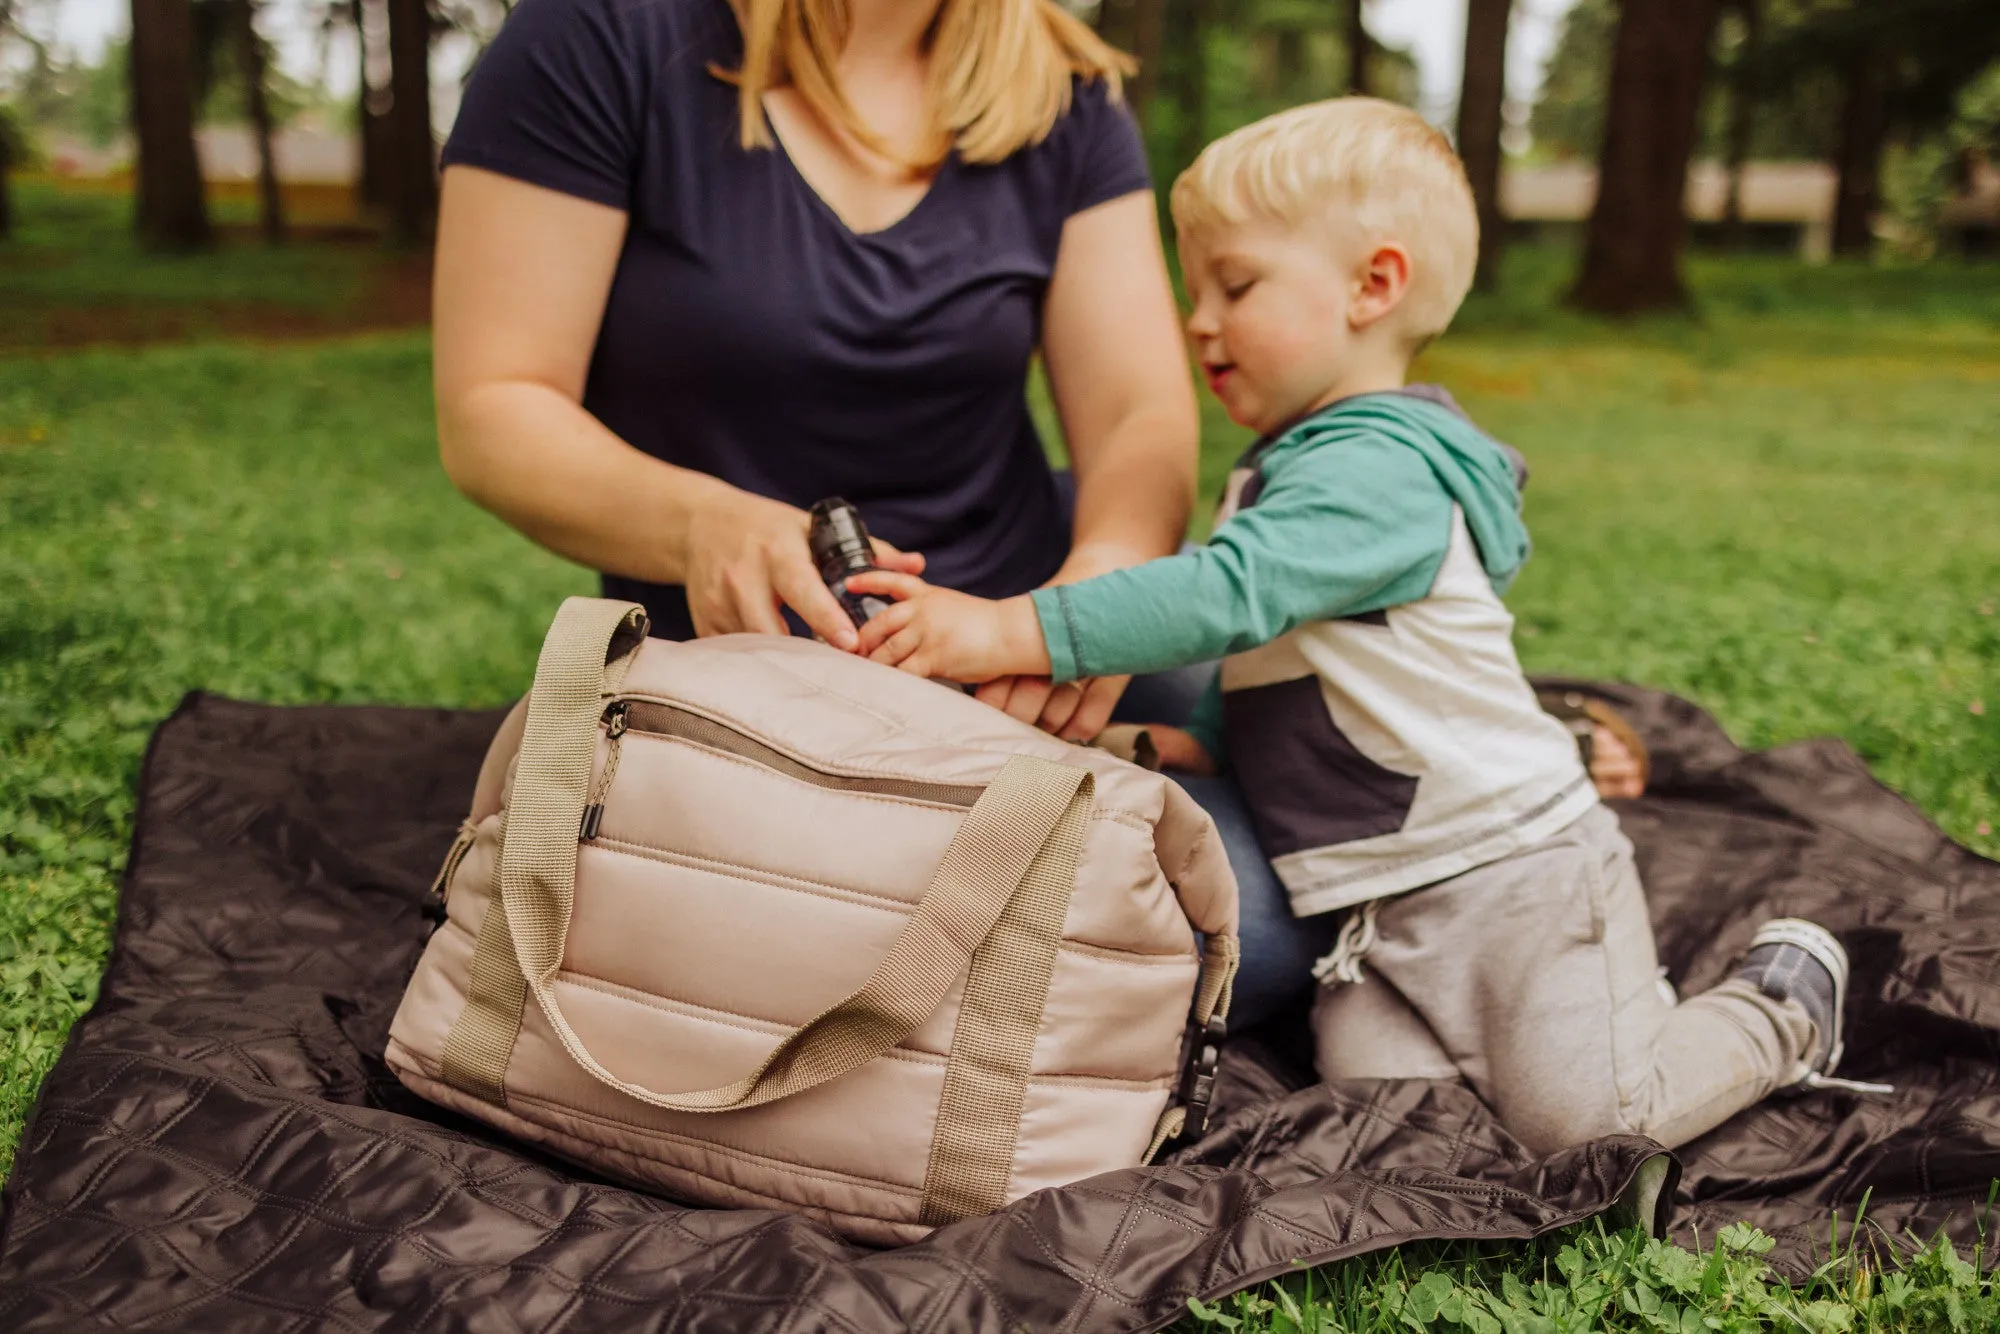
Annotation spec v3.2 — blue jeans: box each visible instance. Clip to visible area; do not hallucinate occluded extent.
[1115,665,1338,1031]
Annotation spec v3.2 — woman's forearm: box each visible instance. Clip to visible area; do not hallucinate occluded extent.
[1053,402,1197,586]
[439,378,734,585]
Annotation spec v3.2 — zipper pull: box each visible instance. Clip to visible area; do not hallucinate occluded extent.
[580,702,630,841]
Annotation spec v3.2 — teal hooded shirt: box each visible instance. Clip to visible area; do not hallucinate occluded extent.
[1032,391,1532,691]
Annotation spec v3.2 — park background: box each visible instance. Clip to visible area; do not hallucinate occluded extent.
[2,0,1998,1328]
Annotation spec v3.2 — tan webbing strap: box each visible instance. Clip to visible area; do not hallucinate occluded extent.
[917,770,1094,1226]
[439,596,648,1105]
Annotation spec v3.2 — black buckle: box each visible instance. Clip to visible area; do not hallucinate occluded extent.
[1174,1013,1228,1143]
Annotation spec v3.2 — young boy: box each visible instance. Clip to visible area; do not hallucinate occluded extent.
[847,99,1857,1155]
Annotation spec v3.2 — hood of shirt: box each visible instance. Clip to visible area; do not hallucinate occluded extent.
[1306,388,1533,594]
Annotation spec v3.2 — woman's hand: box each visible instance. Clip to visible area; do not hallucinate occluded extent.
[682,488,923,649]
[973,676,1129,743]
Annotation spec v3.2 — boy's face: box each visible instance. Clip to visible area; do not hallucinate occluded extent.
[1181,217,1367,435]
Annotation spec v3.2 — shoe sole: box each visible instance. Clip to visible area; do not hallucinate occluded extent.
[1748,917,1849,1074]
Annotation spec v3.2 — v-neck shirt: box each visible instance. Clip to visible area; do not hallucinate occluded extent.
[441,0,1154,638]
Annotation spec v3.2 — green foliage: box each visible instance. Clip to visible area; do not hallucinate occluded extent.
[2,39,129,150]
[1178,1218,1998,1331]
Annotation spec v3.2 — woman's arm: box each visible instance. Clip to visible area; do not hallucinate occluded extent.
[432,165,891,646]
[1041,191,1200,582]
[977,189,1200,736]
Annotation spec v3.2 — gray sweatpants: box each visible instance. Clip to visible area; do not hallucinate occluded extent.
[1312,805,1817,1155]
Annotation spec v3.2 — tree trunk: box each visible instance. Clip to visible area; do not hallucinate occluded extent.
[1273,27,1306,103]
[1171,0,1211,174]
[1567,0,1719,315]
[1830,50,1886,258]
[1096,0,1134,49]
[383,0,436,244]
[0,168,12,241]
[237,0,285,244]
[1457,0,1511,290]
[1719,0,1760,249]
[1345,0,1369,96]
[1126,0,1167,129]
[129,0,212,251]
[352,0,388,208]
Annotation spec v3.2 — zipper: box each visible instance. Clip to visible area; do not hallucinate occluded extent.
[431,819,480,903]
[579,701,629,841]
[579,697,984,841]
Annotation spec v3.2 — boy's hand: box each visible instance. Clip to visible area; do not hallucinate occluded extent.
[1144,726,1218,776]
[846,572,1052,684]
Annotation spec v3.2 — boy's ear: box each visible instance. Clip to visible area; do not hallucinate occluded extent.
[1348,243,1413,331]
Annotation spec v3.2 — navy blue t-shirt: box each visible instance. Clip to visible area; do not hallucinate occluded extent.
[443,0,1154,639]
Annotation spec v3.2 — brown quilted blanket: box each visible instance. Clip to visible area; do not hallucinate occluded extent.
[0,684,1995,1332]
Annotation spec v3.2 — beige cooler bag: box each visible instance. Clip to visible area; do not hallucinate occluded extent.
[387,597,1241,1244]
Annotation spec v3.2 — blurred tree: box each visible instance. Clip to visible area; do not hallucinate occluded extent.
[1127,0,1167,126]
[1753,1,2000,256]
[1344,0,1368,95]
[0,104,22,239]
[1169,0,1214,169]
[189,0,283,241]
[235,0,283,242]
[383,0,436,242]
[1457,0,1510,289]
[1717,0,1761,247]
[130,0,213,250]
[1569,0,1720,313]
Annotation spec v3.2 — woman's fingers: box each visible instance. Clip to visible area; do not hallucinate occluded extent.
[977,676,1055,727]
[1036,681,1087,735]
[769,551,860,651]
[1060,675,1129,741]
[870,539,926,576]
[844,570,929,602]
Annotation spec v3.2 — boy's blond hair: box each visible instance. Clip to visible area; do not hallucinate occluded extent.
[1171,98,1479,343]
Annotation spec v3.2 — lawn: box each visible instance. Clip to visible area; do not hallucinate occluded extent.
[1,185,1996,1327]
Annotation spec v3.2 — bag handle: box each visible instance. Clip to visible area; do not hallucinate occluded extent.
[457,596,1095,1114]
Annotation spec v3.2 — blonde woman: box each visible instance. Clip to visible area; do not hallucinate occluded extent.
[431,0,1643,1028]
[433,0,1192,744]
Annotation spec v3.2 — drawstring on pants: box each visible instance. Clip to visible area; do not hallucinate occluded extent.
[1313,899,1383,986]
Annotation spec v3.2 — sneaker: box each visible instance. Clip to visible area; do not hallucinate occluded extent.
[1734,919,1853,1091]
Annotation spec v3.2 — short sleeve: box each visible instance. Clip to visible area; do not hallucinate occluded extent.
[442,0,646,210]
[1057,77,1152,217]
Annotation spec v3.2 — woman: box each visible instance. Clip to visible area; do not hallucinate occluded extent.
[430,0,1641,1027]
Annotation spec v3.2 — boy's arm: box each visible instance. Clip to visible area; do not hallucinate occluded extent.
[1032,432,1456,682]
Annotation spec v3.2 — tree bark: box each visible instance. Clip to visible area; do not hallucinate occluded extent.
[1719,0,1760,248]
[1567,0,1719,315]
[1457,0,1511,290]
[1126,0,1167,129]
[1345,0,1369,96]
[129,0,212,250]
[1830,49,1886,258]
[1171,0,1211,173]
[237,0,285,244]
[383,0,436,243]
[351,0,388,208]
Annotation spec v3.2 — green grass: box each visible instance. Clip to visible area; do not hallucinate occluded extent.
[2,186,1998,1325]
[0,179,407,346]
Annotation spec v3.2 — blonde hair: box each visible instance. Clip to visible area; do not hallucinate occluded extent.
[722,0,1135,170]
[1171,98,1479,341]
